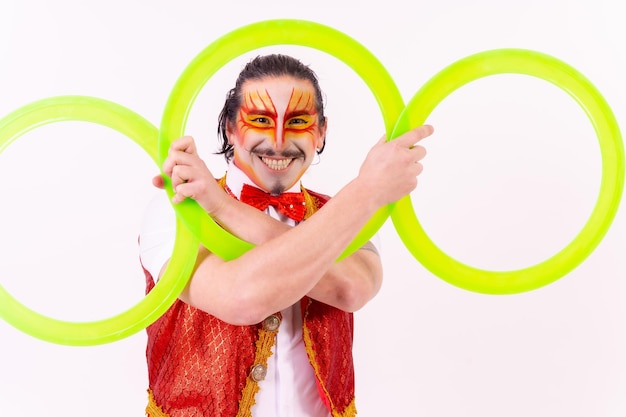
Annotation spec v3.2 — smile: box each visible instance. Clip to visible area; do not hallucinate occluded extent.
[261,157,292,171]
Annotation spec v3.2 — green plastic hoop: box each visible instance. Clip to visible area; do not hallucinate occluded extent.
[0,96,198,345]
[390,49,624,294]
[159,19,405,261]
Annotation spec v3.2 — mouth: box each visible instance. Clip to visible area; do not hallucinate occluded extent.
[260,156,293,171]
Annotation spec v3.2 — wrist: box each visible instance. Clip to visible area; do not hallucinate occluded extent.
[198,188,230,218]
[342,177,383,217]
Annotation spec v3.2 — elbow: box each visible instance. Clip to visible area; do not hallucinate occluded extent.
[333,281,374,313]
[209,308,267,327]
[223,309,267,327]
[183,285,269,326]
[218,290,274,326]
[333,250,382,312]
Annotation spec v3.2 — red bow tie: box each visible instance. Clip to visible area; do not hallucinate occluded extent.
[239,183,306,222]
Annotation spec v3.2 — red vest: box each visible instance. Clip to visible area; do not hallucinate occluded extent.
[144,188,356,417]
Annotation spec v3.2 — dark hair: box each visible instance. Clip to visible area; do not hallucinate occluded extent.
[216,54,327,162]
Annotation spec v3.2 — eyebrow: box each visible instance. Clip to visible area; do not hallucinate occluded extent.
[285,109,317,119]
[242,108,277,118]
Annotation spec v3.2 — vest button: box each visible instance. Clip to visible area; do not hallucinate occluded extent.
[250,364,267,382]
[262,314,281,332]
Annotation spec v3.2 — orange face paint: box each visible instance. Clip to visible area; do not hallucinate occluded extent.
[229,77,326,194]
[237,87,319,146]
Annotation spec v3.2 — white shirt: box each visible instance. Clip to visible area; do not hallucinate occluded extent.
[139,163,330,417]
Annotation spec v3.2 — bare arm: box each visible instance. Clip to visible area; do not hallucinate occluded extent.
[305,246,383,312]
[159,126,432,324]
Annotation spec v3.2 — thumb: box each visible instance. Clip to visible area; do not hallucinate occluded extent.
[152,174,165,189]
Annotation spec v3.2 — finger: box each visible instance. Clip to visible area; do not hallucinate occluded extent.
[172,182,200,204]
[163,148,196,176]
[170,165,193,189]
[162,156,176,177]
[394,124,434,148]
[170,135,198,155]
[172,185,189,204]
[411,144,427,161]
[167,147,197,166]
[413,161,424,177]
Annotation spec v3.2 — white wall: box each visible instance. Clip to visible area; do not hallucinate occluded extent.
[0,0,624,416]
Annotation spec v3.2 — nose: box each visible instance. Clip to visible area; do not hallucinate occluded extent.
[272,125,287,150]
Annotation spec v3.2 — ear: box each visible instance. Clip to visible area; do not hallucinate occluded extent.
[225,118,236,145]
[316,117,328,150]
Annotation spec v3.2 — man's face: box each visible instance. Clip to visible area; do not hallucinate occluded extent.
[227,76,326,195]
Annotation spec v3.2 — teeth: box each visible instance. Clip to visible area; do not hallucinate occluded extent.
[261,157,291,171]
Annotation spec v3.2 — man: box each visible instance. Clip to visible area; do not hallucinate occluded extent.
[140,54,432,416]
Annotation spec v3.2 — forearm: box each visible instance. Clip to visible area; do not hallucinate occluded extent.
[241,178,377,274]
[202,177,381,319]
[210,195,292,244]
[179,125,432,323]
[305,248,382,312]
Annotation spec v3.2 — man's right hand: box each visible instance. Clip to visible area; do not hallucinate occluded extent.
[356,124,434,209]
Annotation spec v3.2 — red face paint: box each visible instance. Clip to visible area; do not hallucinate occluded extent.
[229,77,325,194]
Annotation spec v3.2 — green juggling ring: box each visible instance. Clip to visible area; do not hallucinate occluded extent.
[158,19,405,261]
[0,96,199,345]
[0,20,622,346]
[159,20,623,292]
[389,49,624,294]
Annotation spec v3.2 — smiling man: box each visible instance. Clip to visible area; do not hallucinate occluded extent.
[139,54,433,417]
[231,78,323,194]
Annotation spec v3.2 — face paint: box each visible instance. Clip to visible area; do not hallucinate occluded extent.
[237,87,319,146]
[229,76,325,194]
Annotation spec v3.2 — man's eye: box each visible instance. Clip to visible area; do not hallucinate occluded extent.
[246,116,274,128]
[287,116,314,127]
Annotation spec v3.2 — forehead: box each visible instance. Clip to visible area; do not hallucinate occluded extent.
[240,76,316,103]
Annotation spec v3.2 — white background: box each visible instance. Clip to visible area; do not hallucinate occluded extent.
[0,0,624,416]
